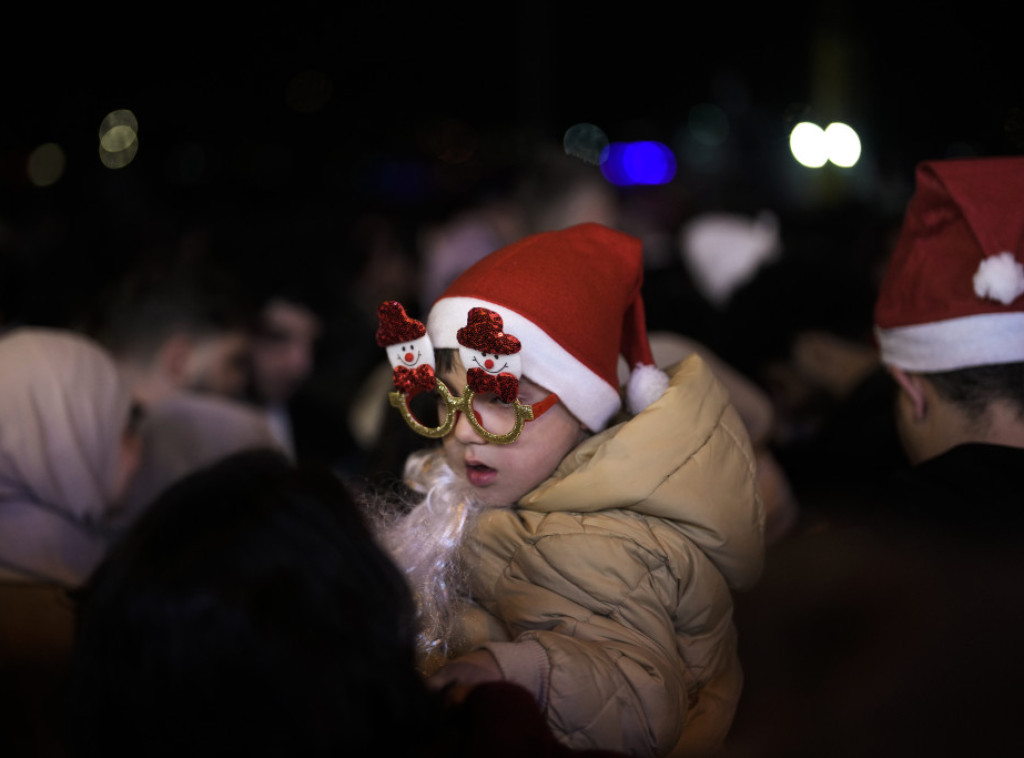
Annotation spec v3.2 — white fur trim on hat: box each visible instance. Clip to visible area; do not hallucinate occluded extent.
[875,312,1024,372]
[428,296,622,431]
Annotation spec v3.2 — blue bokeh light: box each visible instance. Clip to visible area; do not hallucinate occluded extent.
[600,140,676,186]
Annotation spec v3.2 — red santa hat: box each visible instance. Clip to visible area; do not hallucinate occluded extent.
[874,157,1024,371]
[426,222,668,431]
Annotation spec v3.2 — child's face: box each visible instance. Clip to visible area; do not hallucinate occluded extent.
[439,353,585,507]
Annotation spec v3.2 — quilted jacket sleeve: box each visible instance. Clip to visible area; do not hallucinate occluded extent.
[468,513,732,758]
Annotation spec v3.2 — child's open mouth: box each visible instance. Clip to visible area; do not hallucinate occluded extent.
[465,461,498,487]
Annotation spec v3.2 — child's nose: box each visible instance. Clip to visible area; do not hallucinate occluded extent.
[453,407,481,444]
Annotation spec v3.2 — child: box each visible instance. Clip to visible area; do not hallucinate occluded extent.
[372,223,764,757]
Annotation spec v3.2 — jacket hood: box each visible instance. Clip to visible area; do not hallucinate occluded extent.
[519,354,765,589]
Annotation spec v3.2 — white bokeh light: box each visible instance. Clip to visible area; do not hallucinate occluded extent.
[790,122,828,168]
[790,120,862,168]
[824,122,861,167]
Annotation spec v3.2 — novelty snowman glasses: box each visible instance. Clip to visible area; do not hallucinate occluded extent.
[376,301,558,445]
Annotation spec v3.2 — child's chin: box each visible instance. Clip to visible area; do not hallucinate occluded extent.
[469,483,516,509]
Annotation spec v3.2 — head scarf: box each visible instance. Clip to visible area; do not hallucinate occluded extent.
[0,328,132,586]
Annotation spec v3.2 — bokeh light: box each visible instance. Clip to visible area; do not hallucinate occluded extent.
[824,122,861,167]
[790,120,861,168]
[98,109,139,169]
[600,141,677,186]
[563,123,609,165]
[789,122,828,168]
[27,143,66,187]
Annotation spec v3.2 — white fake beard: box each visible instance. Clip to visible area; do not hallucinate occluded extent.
[367,448,483,673]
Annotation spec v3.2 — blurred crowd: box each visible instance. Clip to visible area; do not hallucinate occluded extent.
[2,143,1022,757]
[0,147,908,512]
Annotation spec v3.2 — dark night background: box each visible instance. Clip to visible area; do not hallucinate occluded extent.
[1,2,1021,329]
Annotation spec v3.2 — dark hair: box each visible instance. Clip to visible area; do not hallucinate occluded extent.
[435,346,457,374]
[65,449,439,757]
[927,362,1024,421]
[89,262,254,363]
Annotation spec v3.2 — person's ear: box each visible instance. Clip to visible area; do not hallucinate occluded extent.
[888,366,928,421]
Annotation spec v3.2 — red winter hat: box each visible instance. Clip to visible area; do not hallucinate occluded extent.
[874,157,1024,371]
[427,222,667,430]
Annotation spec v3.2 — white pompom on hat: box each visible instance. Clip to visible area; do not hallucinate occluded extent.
[427,222,668,431]
[874,157,1024,371]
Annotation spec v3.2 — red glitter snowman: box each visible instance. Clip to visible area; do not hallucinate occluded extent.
[456,307,522,403]
[376,301,436,396]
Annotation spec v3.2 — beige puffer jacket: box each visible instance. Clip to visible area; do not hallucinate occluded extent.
[450,355,765,757]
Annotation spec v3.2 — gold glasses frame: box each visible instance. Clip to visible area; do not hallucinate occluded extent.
[388,379,557,445]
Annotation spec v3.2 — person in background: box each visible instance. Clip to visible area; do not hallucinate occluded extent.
[241,264,366,479]
[116,389,280,525]
[87,260,280,528]
[720,220,907,522]
[0,328,141,758]
[872,156,1024,526]
[89,263,255,407]
[249,292,323,458]
[64,448,628,758]
[723,156,1024,757]
[0,328,140,587]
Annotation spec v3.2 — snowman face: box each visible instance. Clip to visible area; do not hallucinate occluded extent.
[458,345,522,378]
[387,334,434,371]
